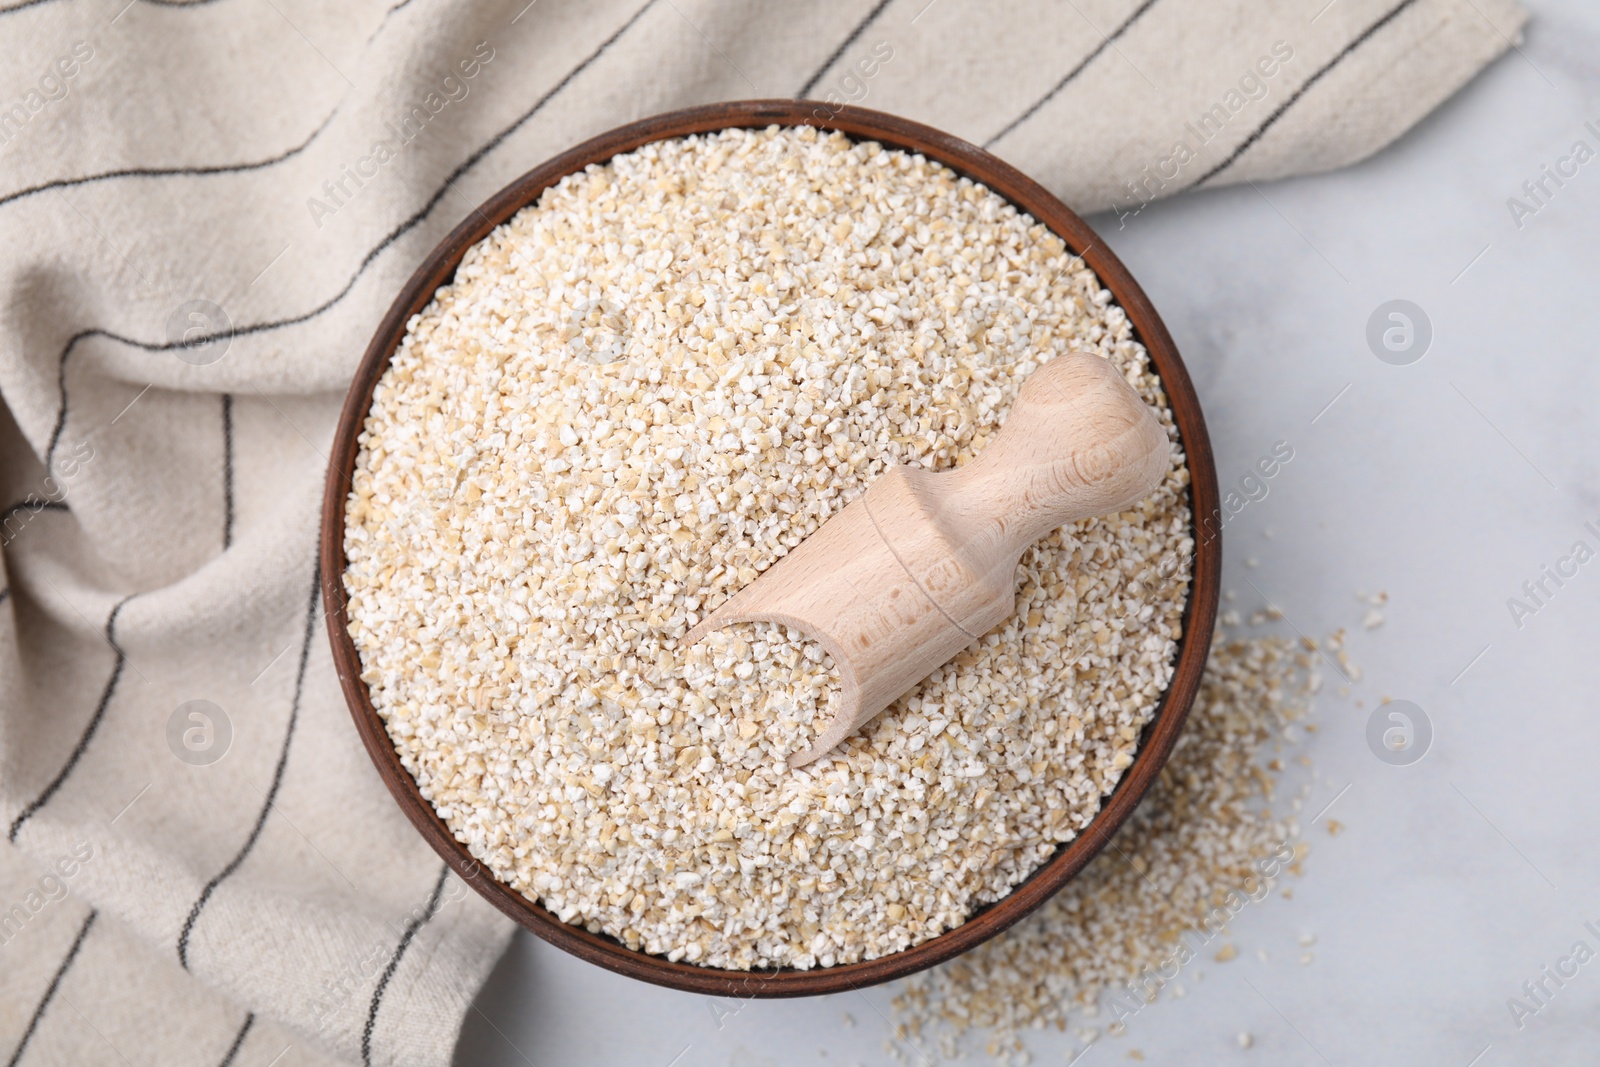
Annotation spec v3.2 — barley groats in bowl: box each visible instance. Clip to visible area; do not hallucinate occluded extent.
[331,107,1215,987]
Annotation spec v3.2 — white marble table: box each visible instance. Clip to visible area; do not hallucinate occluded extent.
[456,2,1600,1061]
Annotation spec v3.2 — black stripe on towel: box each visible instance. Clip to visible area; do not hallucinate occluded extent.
[0,498,68,527]
[178,565,319,969]
[0,0,229,21]
[0,106,338,213]
[44,0,662,473]
[8,598,133,842]
[984,0,1162,147]
[216,1012,255,1067]
[361,864,452,1067]
[0,0,66,19]
[221,394,235,550]
[1191,0,1420,188]
[795,0,894,99]
[5,910,97,1067]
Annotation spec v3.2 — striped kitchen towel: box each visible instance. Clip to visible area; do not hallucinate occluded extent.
[0,0,1525,1064]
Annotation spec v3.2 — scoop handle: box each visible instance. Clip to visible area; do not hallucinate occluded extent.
[935,353,1171,560]
[684,352,1172,769]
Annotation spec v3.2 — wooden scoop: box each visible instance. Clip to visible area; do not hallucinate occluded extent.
[684,352,1172,767]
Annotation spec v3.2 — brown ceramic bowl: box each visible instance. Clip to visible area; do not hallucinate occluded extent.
[320,101,1220,997]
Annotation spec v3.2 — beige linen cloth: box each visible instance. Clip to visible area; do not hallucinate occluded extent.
[0,0,1524,1063]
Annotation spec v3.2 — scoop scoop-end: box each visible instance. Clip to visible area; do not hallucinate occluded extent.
[680,495,956,768]
[685,594,862,769]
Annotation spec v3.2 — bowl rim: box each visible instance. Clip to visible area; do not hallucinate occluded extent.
[319,100,1220,998]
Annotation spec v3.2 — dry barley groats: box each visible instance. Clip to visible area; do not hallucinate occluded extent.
[343,125,1195,969]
